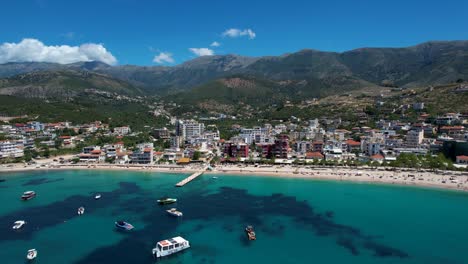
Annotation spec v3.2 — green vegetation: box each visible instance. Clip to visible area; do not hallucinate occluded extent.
[0,95,169,131]
[389,153,456,170]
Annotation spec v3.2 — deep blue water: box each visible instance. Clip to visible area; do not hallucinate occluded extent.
[0,170,468,264]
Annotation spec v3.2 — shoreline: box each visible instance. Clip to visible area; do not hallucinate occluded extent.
[1,163,468,193]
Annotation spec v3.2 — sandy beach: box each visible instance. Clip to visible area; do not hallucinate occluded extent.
[1,158,468,192]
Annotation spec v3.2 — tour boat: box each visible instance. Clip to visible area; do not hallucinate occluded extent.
[21,191,36,201]
[152,236,190,258]
[115,221,134,230]
[245,225,256,240]
[12,220,26,230]
[166,208,183,217]
[157,197,177,205]
[95,194,101,200]
[77,206,85,215]
[26,249,37,260]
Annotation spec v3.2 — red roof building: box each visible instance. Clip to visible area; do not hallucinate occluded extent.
[305,152,324,159]
[456,155,468,164]
[370,154,384,161]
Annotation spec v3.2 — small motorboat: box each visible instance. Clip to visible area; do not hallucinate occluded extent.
[212,176,218,179]
[21,191,36,201]
[245,225,256,240]
[166,208,183,217]
[77,206,85,215]
[95,194,101,200]
[157,197,177,205]
[12,220,26,230]
[26,249,37,260]
[115,221,134,231]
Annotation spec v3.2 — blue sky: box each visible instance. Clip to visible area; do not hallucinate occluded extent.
[0,0,467,65]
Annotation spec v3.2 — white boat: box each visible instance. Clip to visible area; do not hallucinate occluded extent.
[77,206,85,215]
[212,176,218,179]
[95,194,101,200]
[152,236,190,258]
[21,191,36,201]
[157,197,177,205]
[26,249,37,260]
[166,208,183,217]
[12,220,26,230]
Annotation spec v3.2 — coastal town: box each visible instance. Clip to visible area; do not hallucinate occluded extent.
[1,109,468,190]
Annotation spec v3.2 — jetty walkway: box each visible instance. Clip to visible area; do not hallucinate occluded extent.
[175,170,205,187]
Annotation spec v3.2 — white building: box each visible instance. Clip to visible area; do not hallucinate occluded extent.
[239,127,271,144]
[406,130,424,148]
[130,143,154,164]
[114,126,131,135]
[176,120,205,139]
[0,141,24,159]
[295,141,312,154]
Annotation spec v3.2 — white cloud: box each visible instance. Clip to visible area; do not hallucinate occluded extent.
[0,38,117,65]
[189,48,214,56]
[222,28,256,39]
[152,52,174,64]
[210,41,220,47]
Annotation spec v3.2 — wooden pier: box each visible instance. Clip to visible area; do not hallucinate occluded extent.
[175,171,204,187]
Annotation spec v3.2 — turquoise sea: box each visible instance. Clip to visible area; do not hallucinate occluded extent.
[0,170,468,264]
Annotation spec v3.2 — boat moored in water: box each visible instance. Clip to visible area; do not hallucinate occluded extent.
[166,208,183,217]
[21,191,36,201]
[157,197,177,205]
[95,194,101,200]
[152,236,190,258]
[12,220,26,230]
[115,221,134,230]
[245,225,256,240]
[77,206,85,215]
[26,249,37,260]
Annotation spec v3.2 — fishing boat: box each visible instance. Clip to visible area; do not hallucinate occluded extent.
[157,197,177,205]
[26,249,37,260]
[166,208,183,217]
[115,221,134,230]
[152,236,190,258]
[245,225,256,240]
[12,220,26,230]
[77,206,85,215]
[95,194,101,200]
[21,191,36,201]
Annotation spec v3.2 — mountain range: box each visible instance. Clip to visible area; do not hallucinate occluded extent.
[0,40,467,101]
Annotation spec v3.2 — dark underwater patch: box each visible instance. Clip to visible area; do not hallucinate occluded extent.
[22,177,64,186]
[74,185,409,263]
[0,182,141,242]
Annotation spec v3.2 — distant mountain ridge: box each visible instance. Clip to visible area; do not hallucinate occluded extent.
[0,40,468,97]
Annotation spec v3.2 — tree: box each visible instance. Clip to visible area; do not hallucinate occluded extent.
[192,151,201,161]
[42,147,50,158]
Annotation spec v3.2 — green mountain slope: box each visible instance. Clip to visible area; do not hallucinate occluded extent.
[0,70,142,99]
